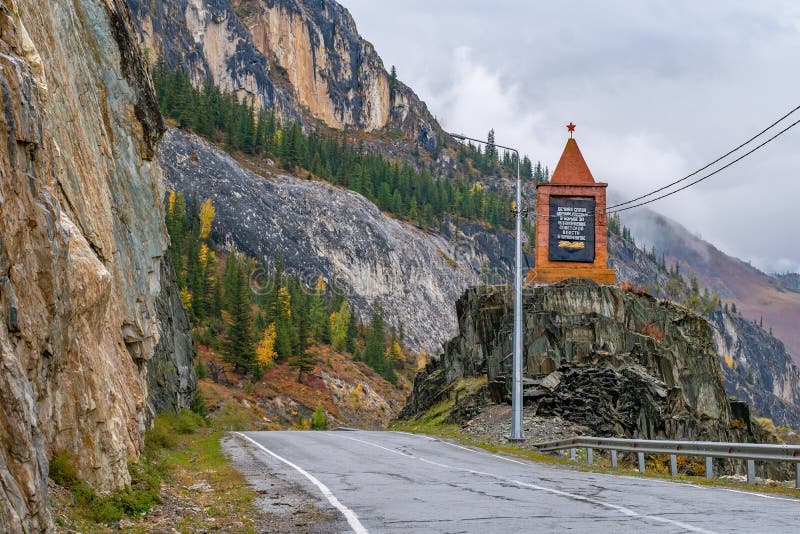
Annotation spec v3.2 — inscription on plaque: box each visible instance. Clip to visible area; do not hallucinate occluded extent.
[548,196,595,262]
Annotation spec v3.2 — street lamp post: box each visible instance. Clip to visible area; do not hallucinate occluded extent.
[450,132,525,442]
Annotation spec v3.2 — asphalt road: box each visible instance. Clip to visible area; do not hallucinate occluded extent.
[236,430,800,533]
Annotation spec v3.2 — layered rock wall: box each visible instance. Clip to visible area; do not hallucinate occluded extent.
[0,0,194,530]
[712,310,800,427]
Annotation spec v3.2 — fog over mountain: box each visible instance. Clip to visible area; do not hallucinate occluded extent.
[342,0,800,274]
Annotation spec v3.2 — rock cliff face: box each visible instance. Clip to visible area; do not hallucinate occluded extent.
[127,0,303,125]
[403,280,756,444]
[128,0,441,149]
[0,1,193,531]
[160,128,519,352]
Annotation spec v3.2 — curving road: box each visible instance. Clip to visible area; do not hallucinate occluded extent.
[235,430,800,533]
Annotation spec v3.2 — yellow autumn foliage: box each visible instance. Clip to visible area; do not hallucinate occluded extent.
[256,323,277,367]
[198,197,215,240]
[315,275,327,293]
[278,287,291,317]
[387,340,403,362]
[167,190,176,217]
[179,288,191,309]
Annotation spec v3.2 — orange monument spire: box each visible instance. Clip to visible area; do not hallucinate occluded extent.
[527,123,616,285]
[550,124,595,185]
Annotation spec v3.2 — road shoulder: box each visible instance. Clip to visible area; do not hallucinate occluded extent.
[223,433,346,533]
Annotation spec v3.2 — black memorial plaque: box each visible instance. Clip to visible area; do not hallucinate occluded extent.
[548,196,595,262]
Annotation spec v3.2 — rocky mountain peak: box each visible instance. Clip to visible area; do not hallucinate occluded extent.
[128,0,442,149]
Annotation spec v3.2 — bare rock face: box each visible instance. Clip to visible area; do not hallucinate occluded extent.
[127,0,304,126]
[0,0,194,530]
[712,310,800,427]
[403,280,758,443]
[127,0,441,149]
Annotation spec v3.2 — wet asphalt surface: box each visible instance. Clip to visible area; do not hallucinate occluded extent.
[236,430,800,533]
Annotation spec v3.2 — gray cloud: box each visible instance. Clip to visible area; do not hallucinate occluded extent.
[341,0,800,274]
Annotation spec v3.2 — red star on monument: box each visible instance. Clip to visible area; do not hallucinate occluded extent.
[567,122,576,137]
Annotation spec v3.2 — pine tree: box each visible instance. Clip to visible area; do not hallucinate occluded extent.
[289,288,315,383]
[224,256,255,372]
[365,305,394,382]
[330,300,351,351]
[309,276,329,343]
[274,286,293,359]
[199,244,218,318]
[486,129,497,169]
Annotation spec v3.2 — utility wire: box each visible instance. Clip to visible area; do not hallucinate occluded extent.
[607,116,800,214]
[606,103,800,211]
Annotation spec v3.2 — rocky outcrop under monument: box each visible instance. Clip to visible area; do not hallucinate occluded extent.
[402,279,760,444]
[0,1,194,531]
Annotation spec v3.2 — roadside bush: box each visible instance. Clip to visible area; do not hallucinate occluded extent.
[172,409,204,434]
[190,391,210,418]
[145,414,179,450]
[49,450,79,487]
[196,359,207,379]
[311,404,327,430]
[50,452,161,524]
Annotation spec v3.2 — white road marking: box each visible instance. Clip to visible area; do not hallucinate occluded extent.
[235,432,369,534]
[687,485,800,502]
[337,433,718,534]
[393,432,800,503]
[392,430,437,441]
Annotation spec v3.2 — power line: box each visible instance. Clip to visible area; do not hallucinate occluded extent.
[607,116,800,214]
[606,103,800,211]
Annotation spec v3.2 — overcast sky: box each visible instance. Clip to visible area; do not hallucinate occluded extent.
[341,0,800,274]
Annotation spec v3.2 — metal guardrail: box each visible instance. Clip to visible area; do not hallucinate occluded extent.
[535,436,800,488]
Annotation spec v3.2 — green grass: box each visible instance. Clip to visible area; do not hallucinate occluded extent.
[51,409,210,527]
[410,376,487,427]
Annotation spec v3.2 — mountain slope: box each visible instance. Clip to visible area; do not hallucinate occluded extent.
[610,231,800,426]
[159,128,517,352]
[775,272,800,293]
[625,209,800,366]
